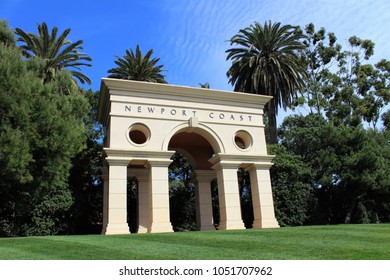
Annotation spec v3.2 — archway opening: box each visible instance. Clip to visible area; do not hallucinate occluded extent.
[168,131,219,231]
[169,151,196,231]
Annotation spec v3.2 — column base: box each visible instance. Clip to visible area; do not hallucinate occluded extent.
[137,226,148,234]
[218,220,245,230]
[252,218,280,229]
[102,223,130,235]
[198,224,215,231]
[148,222,174,233]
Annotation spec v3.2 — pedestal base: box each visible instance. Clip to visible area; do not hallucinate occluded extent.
[198,224,215,231]
[102,223,130,235]
[218,220,245,230]
[252,218,280,229]
[148,223,174,233]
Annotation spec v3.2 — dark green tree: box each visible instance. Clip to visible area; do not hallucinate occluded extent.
[67,89,104,234]
[0,25,89,236]
[279,114,390,224]
[268,144,315,226]
[108,45,167,83]
[226,20,307,144]
[15,22,92,85]
[0,20,16,47]
[382,109,390,130]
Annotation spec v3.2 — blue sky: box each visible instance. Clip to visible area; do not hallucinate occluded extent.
[2,0,389,108]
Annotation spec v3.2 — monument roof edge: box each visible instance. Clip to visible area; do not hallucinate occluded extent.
[100,78,272,105]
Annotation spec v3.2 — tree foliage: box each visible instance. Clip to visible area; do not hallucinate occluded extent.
[15,22,92,85]
[67,90,104,234]
[268,144,315,226]
[264,24,390,226]
[277,114,390,224]
[0,41,90,236]
[0,21,100,236]
[0,20,15,47]
[226,20,307,143]
[296,23,390,129]
[108,45,167,83]
[169,152,196,231]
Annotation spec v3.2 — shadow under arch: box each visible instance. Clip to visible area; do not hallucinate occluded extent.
[167,127,219,170]
[162,123,225,155]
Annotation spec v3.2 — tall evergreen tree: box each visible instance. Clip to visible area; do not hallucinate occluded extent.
[278,114,390,224]
[226,21,307,144]
[15,22,92,85]
[0,24,89,236]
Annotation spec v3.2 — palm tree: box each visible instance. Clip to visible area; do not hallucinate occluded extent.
[15,22,92,85]
[108,45,167,83]
[226,21,307,144]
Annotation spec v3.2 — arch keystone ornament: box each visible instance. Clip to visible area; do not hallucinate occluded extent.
[97,78,279,234]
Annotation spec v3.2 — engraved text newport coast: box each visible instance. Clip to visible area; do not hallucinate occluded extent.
[124,105,254,122]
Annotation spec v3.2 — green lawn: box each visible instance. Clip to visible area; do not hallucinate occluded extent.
[0,224,389,260]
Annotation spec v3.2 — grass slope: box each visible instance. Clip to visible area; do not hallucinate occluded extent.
[0,224,389,260]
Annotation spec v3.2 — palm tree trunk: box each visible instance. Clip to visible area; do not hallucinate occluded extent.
[267,100,278,144]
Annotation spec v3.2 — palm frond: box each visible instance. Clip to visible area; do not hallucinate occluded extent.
[108,45,167,83]
[15,22,92,85]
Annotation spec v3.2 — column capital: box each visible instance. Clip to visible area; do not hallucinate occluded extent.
[209,154,240,171]
[146,158,172,168]
[210,161,240,171]
[192,170,216,182]
[210,154,274,171]
[245,162,273,171]
[106,159,129,166]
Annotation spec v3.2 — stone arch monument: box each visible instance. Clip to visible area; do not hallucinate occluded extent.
[97,78,279,234]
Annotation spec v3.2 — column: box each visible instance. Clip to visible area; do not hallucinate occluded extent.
[193,170,216,231]
[247,164,279,228]
[212,162,245,230]
[147,160,173,233]
[129,169,149,234]
[102,160,130,235]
